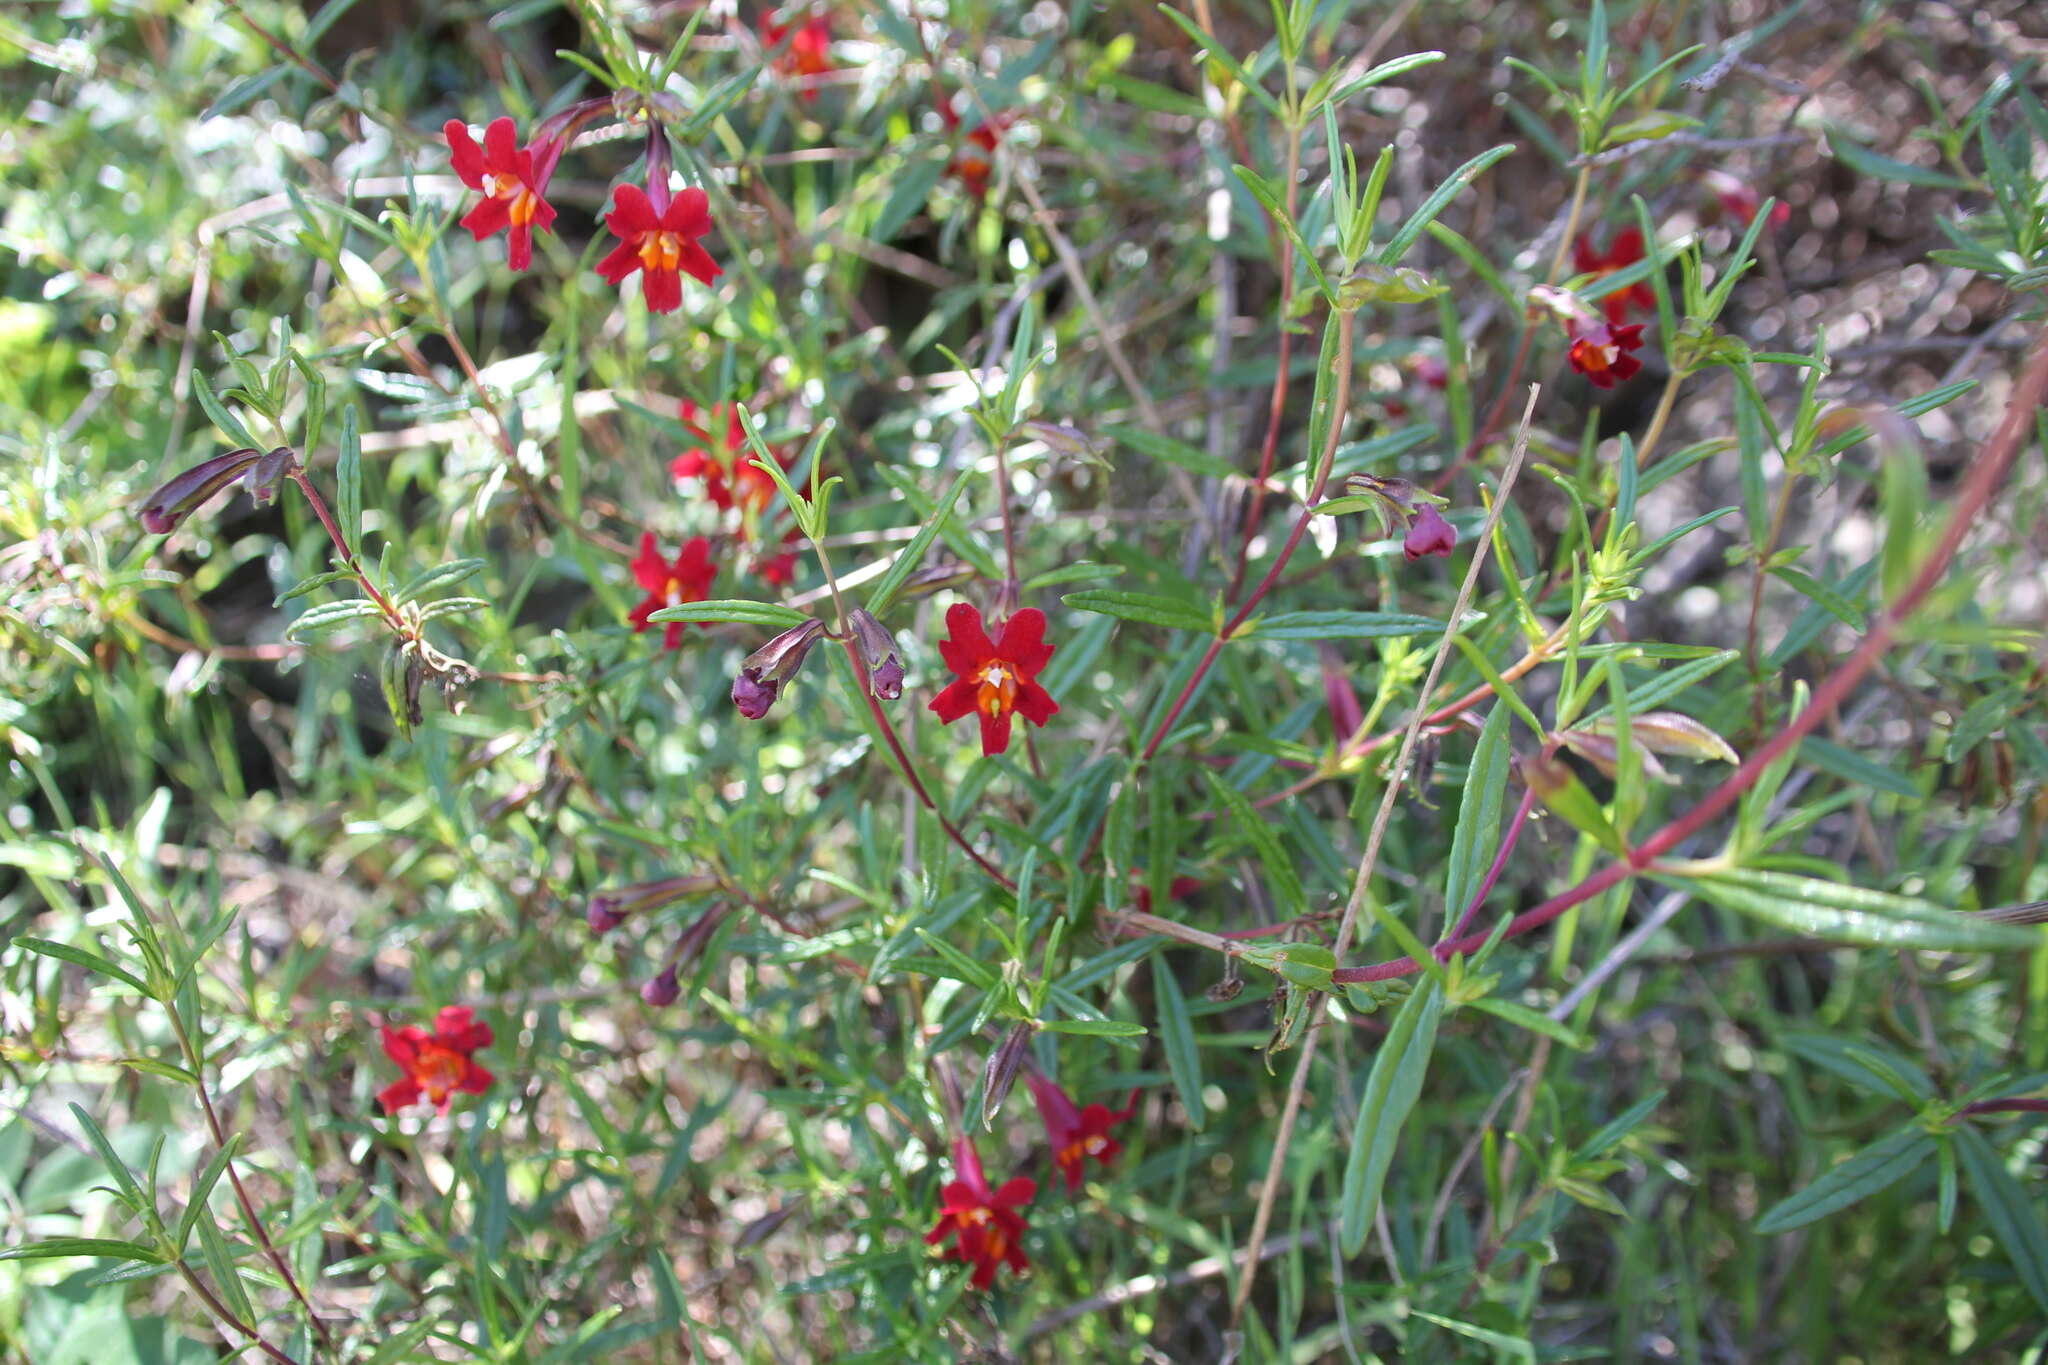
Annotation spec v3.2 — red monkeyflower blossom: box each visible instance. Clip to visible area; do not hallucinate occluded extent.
[929,604,1059,757]
[378,1006,494,1115]
[445,118,561,272]
[628,532,717,650]
[670,401,792,516]
[1025,1074,1139,1194]
[1573,226,1656,324]
[1701,169,1790,231]
[597,183,721,314]
[937,93,1014,199]
[926,1136,1036,1289]
[1567,319,1647,389]
[761,11,833,96]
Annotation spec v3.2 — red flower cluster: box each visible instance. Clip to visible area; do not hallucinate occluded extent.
[378,1006,495,1115]
[929,604,1059,756]
[937,93,1015,199]
[927,1137,1036,1289]
[628,532,716,650]
[1026,1075,1140,1194]
[1573,226,1656,323]
[761,11,834,97]
[1567,319,1647,389]
[669,399,803,585]
[445,113,722,315]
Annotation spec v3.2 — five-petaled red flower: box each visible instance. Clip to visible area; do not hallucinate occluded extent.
[1025,1074,1139,1194]
[926,1136,1036,1289]
[762,12,833,97]
[670,401,790,516]
[937,94,1014,199]
[598,184,721,314]
[444,118,560,272]
[1573,226,1656,324]
[1567,320,1647,389]
[379,1006,495,1115]
[929,604,1059,756]
[629,533,717,649]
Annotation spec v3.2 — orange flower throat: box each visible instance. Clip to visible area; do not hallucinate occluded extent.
[975,662,1019,719]
[638,231,685,274]
[413,1043,467,1102]
[490,173,541,227]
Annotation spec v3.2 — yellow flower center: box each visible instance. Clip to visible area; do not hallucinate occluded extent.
[975,662,1018,718]
[638,230,684,274]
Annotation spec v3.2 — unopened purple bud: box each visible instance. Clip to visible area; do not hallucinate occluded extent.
[734,617,827,719]
[1403,503,1458,561]
[587,896,627,934]
[870,654,905,701]
[848,608,904,701]
[641,966,680,1007]
[138,448,264,534]
[732,669,779,719]
[245,446,301,508]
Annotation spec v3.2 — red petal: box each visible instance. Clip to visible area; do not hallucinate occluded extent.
[992,1175,1036,1208]
[378,1078,422,1113]
[605,183,658,235]
[1012,680,1058,728]
[663,621,685,650]
[1610,226,1644,262]
[461,197,511,242]
[444,121,486,187]
[643,266,683,315]
[595,240,642,286]
[631,532,667,590]
[381,1024,422,1068]
[938,603,995,676]
[457,1061,495,1095]
[482,116,518,172]
[506,223,532,271]
[977,707,1012,756]
[677,242,722,287]
[629,593,659,633]
[994,607,1054,675]
[930,677,979,723]
[665,186,712,236]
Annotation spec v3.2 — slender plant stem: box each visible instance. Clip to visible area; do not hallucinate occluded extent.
[168,1011,332,1349]
[1440,783,1537,951]
[1140,312,1358,763]
[1229,389,1537,1329]
[287,469,403,628]
[174,1261,301,1365]
[1228,118,1304,602]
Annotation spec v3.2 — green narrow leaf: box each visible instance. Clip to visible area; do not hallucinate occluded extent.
[396,558,487,601]
[0,1238,164,1265]
[337,402,362,554]
[646,599,812,629]
[68,1103,149,1218]
[1669,867,2037,953]
[14,937,150,994]
[1247,611,1443,641]
[1340,977,1444,1254]
[866,466,975,617]
[1755,1124,1935,1234]
[177,1134,243,1253]
[192,370,259,449]
[1154,957,1205,1133]
[1375,144,1515,265]
[1954,1126,2048,1313]
[1063,589,1214,634]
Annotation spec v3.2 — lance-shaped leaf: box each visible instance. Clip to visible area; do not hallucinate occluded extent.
[1755,1124,1935,1233]
[1340,977,1443,1254]
[1664,867,2040,953]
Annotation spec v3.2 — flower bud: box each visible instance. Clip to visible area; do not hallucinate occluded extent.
[1403,503,1458,561]
[733,617,828,720]
[847,608,904,701]
[979,1022,1033,1129]
[246,447,301,508]
[138,448,265,534]
[583,874,717,935]
[641,966,680,1008]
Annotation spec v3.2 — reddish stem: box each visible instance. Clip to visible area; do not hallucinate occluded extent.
[1336,325,2048,985]
[1439,783,1536,953]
